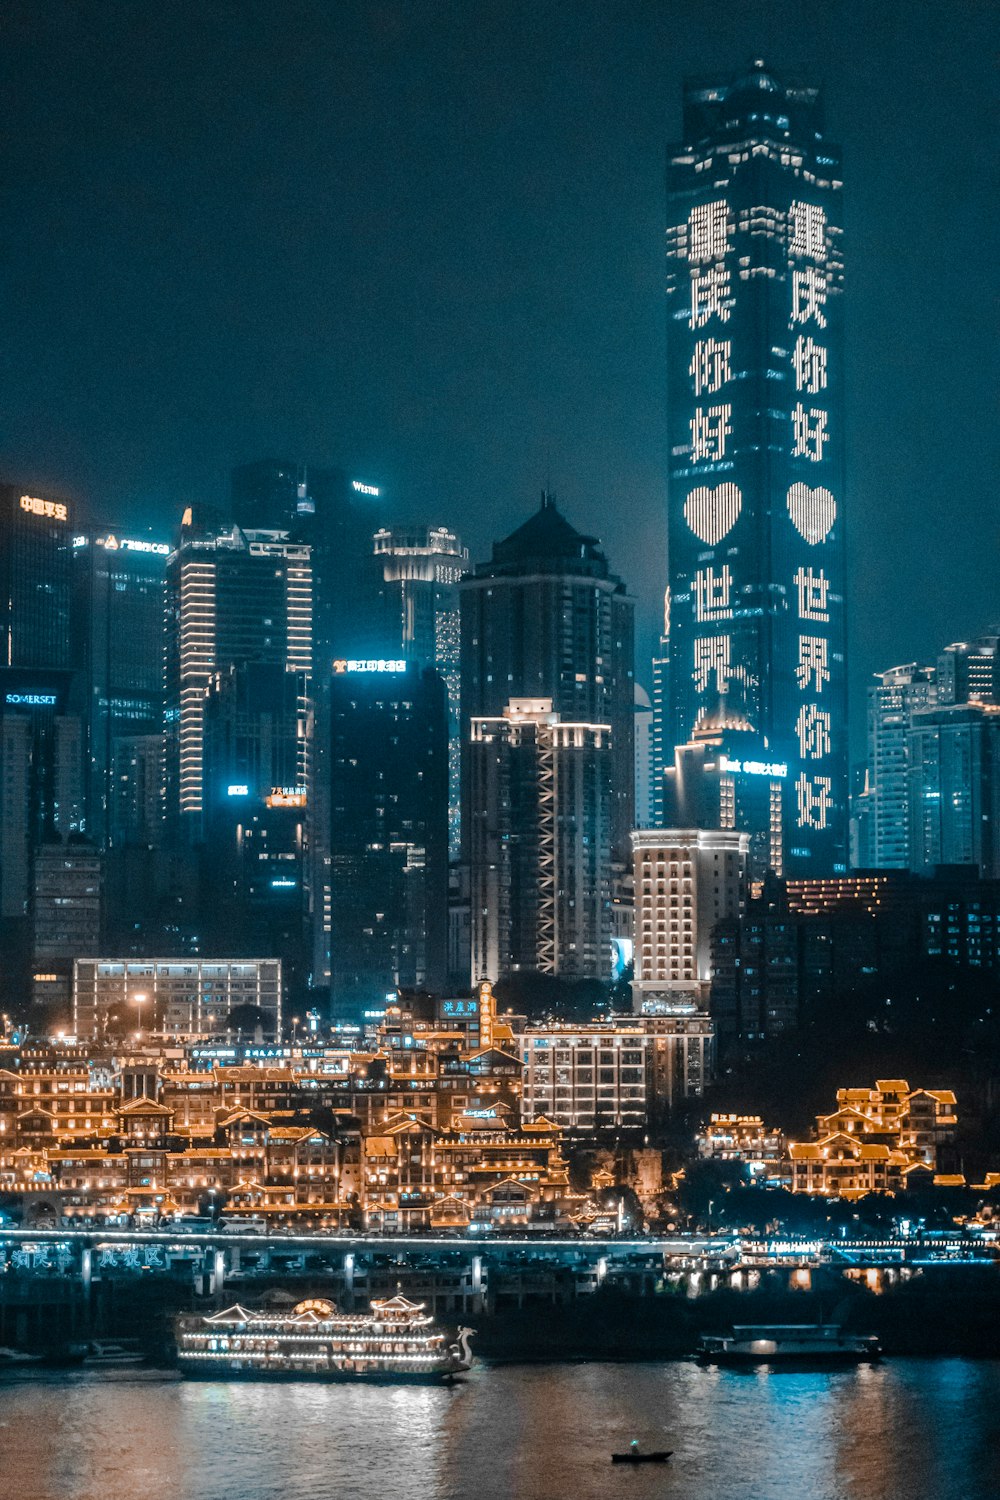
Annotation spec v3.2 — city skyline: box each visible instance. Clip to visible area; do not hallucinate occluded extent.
[1,2,996,758]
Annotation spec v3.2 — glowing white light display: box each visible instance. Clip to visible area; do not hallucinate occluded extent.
[693,564,732,621]
[690,404,733,463]
[796,703,831,759]
[791,266,828,327]
[796,635,831,693]
[792,335,828,394]
[794,565,830,621]
[721,756,788,779]
[687,200,730,263]
[351,481,380,496]
[333,658,407,674]
[690,266,732,328]
[792,404,829,462]
[796,773,833,829]
[689,338,732,395]
[684,483,742,545]
[694,635,731,694]
[787,483,836,545]
[790,202,827,260]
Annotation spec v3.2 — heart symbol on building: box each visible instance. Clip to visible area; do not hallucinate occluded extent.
[787,483,836,545]
[683,483,742,546]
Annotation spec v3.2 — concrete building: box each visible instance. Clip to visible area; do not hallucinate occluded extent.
[73,957,283,1042]
[519,1016,715,1133]
[31,840,102,1014]
[631,827,748,1014]
[372,525,468,857]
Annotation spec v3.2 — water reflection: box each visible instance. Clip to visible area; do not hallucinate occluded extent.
[1,1360,998,1500]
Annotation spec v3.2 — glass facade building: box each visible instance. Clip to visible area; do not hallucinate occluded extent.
[665,64,847,876]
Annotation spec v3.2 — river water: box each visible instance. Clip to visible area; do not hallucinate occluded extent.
[1,1359,998,1500]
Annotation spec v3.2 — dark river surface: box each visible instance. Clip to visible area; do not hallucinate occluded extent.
[1,1359,998,1500]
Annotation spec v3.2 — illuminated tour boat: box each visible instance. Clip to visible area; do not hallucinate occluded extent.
[175,1296,474,1381]
[698,1324,880,1366]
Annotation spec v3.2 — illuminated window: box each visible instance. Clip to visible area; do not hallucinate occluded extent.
[688,200,730,263]
[792,335,828,394]
[787,483,836,544]
[690,404,733,463]
[689,338,732,395]
[796,774,833,830]
[690,266,732,328]
[683,482,742,545]
[693,564,733,621]
[792,404,829,462]
[790,201,827,260]
[790,266,828,327]
[693,635,731,694]
[796,636,831,693]
[794,565,830,621]
[796,704,832,760]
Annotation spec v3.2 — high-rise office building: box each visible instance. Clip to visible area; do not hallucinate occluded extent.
[907,703,1000,878]
[31,838,102,1013]
[202,663,312,995]
[468,698,613,984]
[864,664,937,869]
[665,64,847,877]
[664,728,787,882]
[937,637,998,707]
[0,671,85,1004]
[71,528,168,846]
[231,460,385,994]
[0,484,74,671]
[634,684,655,830]
[372,526,468,857]
[164,520,312,836]
[460,494,634,863]
[329,658,449,1015]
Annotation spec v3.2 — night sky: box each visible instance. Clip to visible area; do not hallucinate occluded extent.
[2,1,996,749]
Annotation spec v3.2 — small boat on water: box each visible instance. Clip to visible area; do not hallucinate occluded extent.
[84,1340,146,1367]
[175,1295,474,1382]
[611,1449,672,1465]
[699,1323,879,1366]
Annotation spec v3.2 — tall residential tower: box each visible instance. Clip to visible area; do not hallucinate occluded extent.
[665,64,847,876]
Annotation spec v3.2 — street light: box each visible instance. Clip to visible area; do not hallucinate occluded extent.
[132,992,147,1043]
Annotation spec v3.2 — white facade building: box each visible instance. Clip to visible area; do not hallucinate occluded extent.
[519,1015,715,1132]
[630,827,748,1014]
[73,957,283,1041]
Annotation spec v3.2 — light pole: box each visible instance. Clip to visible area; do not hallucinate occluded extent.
[132,992,147,1043]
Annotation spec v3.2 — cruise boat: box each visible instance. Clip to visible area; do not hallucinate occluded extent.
[698,1323,880,1366]
[175,1296,474,1382]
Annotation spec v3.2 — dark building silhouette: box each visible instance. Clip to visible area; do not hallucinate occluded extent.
[329,660,448,1017]
[665,64,847,876]
[201,662,312,1001]
[70,528,168,847]
[459,493,635,865]
[0,483,74,671]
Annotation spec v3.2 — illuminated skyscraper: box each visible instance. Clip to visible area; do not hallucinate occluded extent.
[865,663,937,869]
[164,520,312,837]
[460,495,634,865]
[71,529,168,846]
[372,525,468,857]
[468,698,613,984]
[665,64,847,876]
